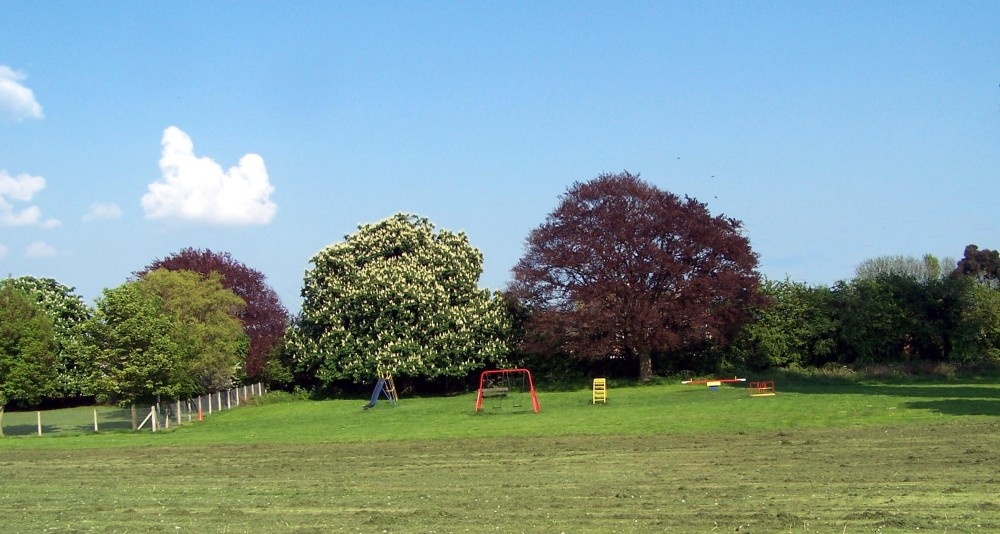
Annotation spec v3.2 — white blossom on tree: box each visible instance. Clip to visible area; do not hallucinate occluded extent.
[288,213,511,383]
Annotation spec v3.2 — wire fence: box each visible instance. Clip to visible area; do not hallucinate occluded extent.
[0,383,265,437]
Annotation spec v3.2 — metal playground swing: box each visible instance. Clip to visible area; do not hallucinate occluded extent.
[474,368,541,413]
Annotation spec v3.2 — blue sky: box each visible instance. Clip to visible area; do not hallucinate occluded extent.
[1,2,998,312]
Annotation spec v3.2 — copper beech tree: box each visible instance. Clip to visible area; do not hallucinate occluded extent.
[138,248,289,379]
[509,172,762,381]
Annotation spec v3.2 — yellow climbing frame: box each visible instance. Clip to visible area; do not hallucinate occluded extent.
[592,378,607,404]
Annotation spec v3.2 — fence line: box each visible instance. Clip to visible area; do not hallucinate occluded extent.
[0,383,266,437]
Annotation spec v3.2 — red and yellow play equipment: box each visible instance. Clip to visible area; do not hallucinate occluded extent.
[749,381,776,397]
[681,377,746,390]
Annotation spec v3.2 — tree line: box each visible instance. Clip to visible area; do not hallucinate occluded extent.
[730,246,1000,372]
[4,172,1000,421]
[0,249,288,432]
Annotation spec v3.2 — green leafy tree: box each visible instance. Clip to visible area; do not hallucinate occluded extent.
[84,282,181,427]
[137,248,288,379]
[0,284,60,436]
[950,277,1000,364]
[288,213,511,385]
[0,276,92,397]
[832,274,951,364]
[855,254,955,283]
[728,279,837,370]
[137,269,247,395]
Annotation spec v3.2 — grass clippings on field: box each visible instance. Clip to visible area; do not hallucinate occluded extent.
[1,380,999,532]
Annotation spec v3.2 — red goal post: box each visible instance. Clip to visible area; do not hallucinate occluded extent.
[474,368,541,413]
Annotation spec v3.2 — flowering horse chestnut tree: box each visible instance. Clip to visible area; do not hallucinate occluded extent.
[288,213,511,384]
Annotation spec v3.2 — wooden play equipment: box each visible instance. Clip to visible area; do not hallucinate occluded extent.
[362,369,398,409]
[475,368,540,413]
[749,381,776,397]
[592,378,607,404]
[682,377,746,391]
[681,377,746,385]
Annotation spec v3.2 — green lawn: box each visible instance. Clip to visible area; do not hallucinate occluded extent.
[0,405,136,437]
[1,379,998,532]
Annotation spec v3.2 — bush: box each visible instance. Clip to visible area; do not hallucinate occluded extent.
[245,389,311,406]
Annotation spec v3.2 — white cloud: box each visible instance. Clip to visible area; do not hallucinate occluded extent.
[24,241,57,258]
[0,170,60,228]
[1,205,43,226]
[83,202,123,222]
[141,126,277,226]
[0,243,7,259]
[0,170,45,201]
[0,66,43,121]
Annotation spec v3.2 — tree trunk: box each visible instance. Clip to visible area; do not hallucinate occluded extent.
[130,403,138,431]
[0,405,5,437]
[638,350,654,382]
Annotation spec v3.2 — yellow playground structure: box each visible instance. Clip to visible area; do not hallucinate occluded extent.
[592,378,607,404]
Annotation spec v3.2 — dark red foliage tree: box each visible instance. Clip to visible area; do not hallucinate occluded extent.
[952,244,1000,285]
[509,172,762,381]
[137,248,289,379]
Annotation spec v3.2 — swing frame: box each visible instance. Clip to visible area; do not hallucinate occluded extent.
[474,368,541,413]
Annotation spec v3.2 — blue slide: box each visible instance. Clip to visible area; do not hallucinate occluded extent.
[363,377,387,410]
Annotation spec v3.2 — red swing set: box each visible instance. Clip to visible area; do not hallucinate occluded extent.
[474,368,541,413]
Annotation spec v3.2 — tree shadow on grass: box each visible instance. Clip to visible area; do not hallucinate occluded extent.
[1,424,54,437]
[758,370,1000,400]
[903,399,1000,416]
[777,382,1000,400]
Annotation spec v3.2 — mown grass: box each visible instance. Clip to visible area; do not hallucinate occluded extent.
[0,405,136,437]
[1,379,999,532]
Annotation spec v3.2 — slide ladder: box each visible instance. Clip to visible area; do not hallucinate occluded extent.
[362,371,399,410]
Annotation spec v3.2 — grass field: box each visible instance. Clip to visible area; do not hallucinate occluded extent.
[1,378,999,532]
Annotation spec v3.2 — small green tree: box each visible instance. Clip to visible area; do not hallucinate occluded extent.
[728,279,837,370]
[288,213,511,386]
[950,277,1000,365]
[0,284,60,436]
[84,283,181,428]
[137,247,288,379]
[137,269,247,395]
[0,276,92,398]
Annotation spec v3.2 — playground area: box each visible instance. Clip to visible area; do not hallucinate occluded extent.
[365,369,776,415]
